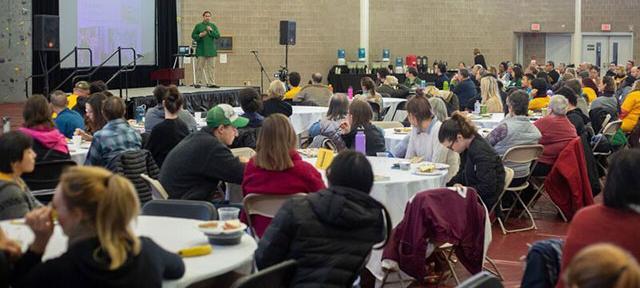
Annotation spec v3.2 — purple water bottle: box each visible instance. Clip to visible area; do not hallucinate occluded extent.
[347,85,353,100]
[355,127,366,154]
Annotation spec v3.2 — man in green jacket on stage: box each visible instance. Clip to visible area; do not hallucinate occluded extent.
[191,10,220,88]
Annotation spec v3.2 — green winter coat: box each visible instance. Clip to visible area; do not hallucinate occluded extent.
[191,22,220,57]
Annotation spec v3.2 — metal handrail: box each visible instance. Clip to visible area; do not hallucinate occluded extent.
[25,46,92,98]
[71,47,137,91]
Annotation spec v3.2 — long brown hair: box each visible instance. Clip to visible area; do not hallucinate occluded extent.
[86,93,108,133]
[565,243,640,288]
[349,99,373,129]
[254,114,297,171]
[438,111,477,143]
[23,95,54,128]
[59,166,141,270]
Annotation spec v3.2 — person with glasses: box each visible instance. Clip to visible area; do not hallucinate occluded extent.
[438,112,505,210]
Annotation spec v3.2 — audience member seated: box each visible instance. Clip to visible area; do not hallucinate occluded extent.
[557,87,590,136]
[620,80,640,133]
[144,86,189,168]
[10,166,185,287]
[50,90,84,139]
[613,66,627,88]
[528,78,551,111]
[85,97,141,168]
[75,93,108,142]
[480,76,504,113]
[563,79,590,116]
[283,71,301,101]
[18,95,70,162]
[439,112,505,210]
[559,150,640,282]
[507,66,524,88]
[452,68,477,111]
[521,73,535,94]
[262,80,292,117]
[339,100,386,156]
[67,81,90,116]
[592,75,619,113]
[89,80,108,94]
[355,77,383,112]
[231,88,264,149]
[377,76,409,99]
[545,61,560,84]
[422,88,449,121]
[144,85,197,133]
[241,114,325,238]
[255,150,388,287]
[580,72,599,103]
[0,132,40,220]
[308,93,349,150]
[434,63,450,90]
[533,95,577,177]
[403,67,422,88]
[160,104,247,200]
[294,73,332,106]
[617,66,637,101]
[486,91,541,184]
[405,95,459,180]
[563,244,640,288]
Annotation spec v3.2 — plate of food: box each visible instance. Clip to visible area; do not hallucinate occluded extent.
[297,148,319,158]
[197,220,246,245]
[480,113,492,118]
[393,127,412,134]
[412,163,449,176]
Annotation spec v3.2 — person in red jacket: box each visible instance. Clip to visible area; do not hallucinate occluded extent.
[241,113,325,238]
[557,149,640,288]
[532,95,577,176]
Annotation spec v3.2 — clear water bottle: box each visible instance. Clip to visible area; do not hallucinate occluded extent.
[420,80,426,89]
[473,100,481,115]
[2,117,10,134]
[135,105,146,124]
[347,86,353,100]
[355,127,366,154]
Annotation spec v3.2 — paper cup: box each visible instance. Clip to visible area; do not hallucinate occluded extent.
[72,135,82,149]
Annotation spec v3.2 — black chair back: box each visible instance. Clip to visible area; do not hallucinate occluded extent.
[369,102,382,121]
[456,271,503,288]
[230,259,297,288]
[141,199,217,220]
[21,159,77,191]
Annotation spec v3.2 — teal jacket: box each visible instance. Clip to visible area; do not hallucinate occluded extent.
[191,22,220,57]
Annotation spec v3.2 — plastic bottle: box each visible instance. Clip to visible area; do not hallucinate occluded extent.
[474,100,481,115]
[355,128,366,154]
[2,117,10,134]
[347,86,353,100]
[136,105,146,124]
[420,80,426,89]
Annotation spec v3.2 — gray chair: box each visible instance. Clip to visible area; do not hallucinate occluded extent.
[230,259,297,288]
[141,199,217,220]
[456,271,503,288]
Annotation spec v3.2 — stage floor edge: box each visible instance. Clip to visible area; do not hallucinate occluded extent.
[120,85,259,112]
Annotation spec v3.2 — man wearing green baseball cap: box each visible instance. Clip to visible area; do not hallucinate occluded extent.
[159,104,249,200]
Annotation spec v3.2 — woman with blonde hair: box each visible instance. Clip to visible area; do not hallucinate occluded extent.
[261,80,292,117]
[242,114,325,238]
[564,243,640,288]
[12,166,184,287]
[480,76,504,113]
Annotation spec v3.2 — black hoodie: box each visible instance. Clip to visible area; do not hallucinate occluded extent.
[12,237,184,288]
[255,186,389,288]
[567,108,591,136]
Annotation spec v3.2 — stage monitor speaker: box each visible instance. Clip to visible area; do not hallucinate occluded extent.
[279,20,296,46]
[33,15,59,52]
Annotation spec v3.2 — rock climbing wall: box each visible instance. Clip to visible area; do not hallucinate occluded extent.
[0,0,31,103]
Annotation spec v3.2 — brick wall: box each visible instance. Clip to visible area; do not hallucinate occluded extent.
[582,0,640,62]
[0,0,31,103]
[522,33,547,65]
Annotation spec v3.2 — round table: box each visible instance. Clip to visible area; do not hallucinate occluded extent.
[303,156,447,226]
[233,106,328,134]
[383,128,409,152]
[1,215,257,288]
[470,113,505,129]
[68,142,91,165]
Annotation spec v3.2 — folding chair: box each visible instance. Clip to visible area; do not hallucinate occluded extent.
[140,173,169,200]
[372,121,404,129]
[457,271,503,288]
[493,145,543,234]
[21,159,77,204]
[230,259,297,288]
[141,199,217,220]
[243,193,307,240]
[591,119,622,171]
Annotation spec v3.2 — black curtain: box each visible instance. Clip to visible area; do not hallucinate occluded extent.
[30,0,177,96]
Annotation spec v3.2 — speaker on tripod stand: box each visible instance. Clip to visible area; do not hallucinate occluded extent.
[279,21,296,79]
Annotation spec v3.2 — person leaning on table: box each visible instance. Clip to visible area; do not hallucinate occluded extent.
[10,166,185,287]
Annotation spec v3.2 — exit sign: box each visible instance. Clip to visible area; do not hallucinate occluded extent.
[531,23,541,31]
[601,23,611,31]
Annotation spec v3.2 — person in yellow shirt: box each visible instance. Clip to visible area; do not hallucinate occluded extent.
[283,72,301,101]
[620,81,640,133]
[528,78,550,111]
[67,81,90,110]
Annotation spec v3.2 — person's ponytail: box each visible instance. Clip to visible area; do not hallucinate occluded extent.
[438,111,477,143]
[96,174,141,270]
[163,85,183,114]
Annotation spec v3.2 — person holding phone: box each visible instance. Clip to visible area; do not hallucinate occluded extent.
[191,10,221,88]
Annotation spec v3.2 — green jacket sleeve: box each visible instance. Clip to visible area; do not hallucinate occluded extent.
[191,23,201,42]
[211,24,220,39]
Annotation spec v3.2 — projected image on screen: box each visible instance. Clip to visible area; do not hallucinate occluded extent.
[60,0,156,68]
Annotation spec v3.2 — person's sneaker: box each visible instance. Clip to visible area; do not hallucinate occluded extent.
[207,84,220,88]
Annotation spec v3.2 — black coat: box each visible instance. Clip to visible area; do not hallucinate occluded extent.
[341,124,386,156]
[447,135,505,210]
[474,54,487,69]
[566,108,591,137]
[453,78,478,111]
[255,186,388,288]
[377,84,410,99]
[262,98,292,118]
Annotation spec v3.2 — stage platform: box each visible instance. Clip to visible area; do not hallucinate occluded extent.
[118,86,259,114]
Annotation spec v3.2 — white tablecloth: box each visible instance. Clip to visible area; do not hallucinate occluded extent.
[383,128,408,152]
[231,106,328,134]
[303,156,447,226]
[470,113,505,129]
[68,143,90,164]
[1,216,257,288]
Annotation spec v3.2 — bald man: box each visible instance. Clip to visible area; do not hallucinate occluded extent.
[51,90,85,138]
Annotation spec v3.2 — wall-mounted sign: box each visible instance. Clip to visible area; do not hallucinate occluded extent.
[531,23,541,31]
[601,24,611,31]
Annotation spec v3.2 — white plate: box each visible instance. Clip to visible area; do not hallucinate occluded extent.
[80,142,92,149]
[412,170,446,176]
[412,162,449,176]
[196,221,247,235]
